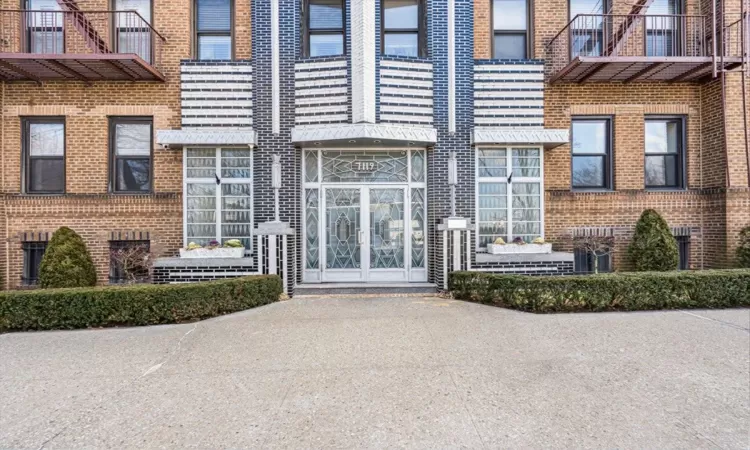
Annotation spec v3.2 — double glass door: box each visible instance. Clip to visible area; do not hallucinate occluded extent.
[323,186,407,282]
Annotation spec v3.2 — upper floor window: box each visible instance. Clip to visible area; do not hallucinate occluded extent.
[110,117,153,193]
[569,0,607,57]
[645,117,684,189]
[645,0,683,56]
[195,0,232,59]
[23,117,65,194]
[114,0,153,63]
[382,0,424,57]
[24,0,63,54]
[492,0,529,59]
[571,118,612,190]
[304,0,345,57]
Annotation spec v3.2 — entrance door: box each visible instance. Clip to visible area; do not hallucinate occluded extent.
[322,186,408,282]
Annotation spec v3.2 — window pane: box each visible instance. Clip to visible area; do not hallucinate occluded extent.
[116,122,151,156]
[197,0,230,30]
[309,33,344,56]
[384,33,418,57]
[118,32,152,62]
[572,120,607,154]
[512,148,540,177]
[572,32,602,57]
[30,31,64,54]
[309,0,343,29]
[198,35,232,59]
[493,34,526,59]
[384,0,418,29]
[187,148,216,178]
[645,120,679,153]
[30,158,64,192]
[570,0,603,20]
[221,148,252,178]
[572,156,605,187]
[115,0,151,23]
[645,154,678,187]
[29,123,64,156]
[116,158,150,191]
[186,182,217,245]
[493,0,527,30]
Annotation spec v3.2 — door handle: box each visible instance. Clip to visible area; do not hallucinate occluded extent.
[358,230,364,245]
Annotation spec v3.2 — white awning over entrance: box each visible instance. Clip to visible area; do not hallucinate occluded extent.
[472,128,569,149]
[291,123,437,147]
[156,129,257,148]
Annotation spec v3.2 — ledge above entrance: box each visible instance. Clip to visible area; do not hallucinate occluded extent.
[291,124,437,147]
[472,128,569,149]
[156,129,257,149]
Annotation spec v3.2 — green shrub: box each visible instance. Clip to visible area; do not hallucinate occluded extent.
[737,226,750,268]
[38,227,97,288]
[449,270,750,313]
[628,209,679,271]
[0,275,282,332]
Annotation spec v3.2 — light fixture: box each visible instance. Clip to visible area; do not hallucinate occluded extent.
[408,142,414,146]
[314,142,321,146]
[373,140,381,144]
[348,140,356,143]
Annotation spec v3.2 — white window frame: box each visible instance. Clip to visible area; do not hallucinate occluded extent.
[183,146,253,252]
[475,145,544,250]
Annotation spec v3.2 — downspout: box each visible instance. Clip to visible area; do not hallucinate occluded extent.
[1,80,7,288]
[742,0,750,187]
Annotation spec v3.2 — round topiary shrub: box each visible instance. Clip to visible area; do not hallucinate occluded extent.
[737,226,750,268]
[627,209,679,271]
[38,227,97,288]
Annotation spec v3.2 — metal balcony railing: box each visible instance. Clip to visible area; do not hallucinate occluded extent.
[0,9,165,77]
[546,13,747,82]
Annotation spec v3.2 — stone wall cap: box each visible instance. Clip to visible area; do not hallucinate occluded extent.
[156,129,257,148]
[472,128,569,149]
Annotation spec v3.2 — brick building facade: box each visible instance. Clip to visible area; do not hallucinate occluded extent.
[0,0,748,291]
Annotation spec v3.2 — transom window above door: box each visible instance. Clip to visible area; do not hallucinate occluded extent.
[477,147,543,248]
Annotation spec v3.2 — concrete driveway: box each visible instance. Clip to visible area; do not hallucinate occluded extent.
[1,296,748,449]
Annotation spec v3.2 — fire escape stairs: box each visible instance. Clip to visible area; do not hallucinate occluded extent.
[54,0,111,54]
[605,0,657,56]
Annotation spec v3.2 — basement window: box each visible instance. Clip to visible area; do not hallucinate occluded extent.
[22,241,47,286]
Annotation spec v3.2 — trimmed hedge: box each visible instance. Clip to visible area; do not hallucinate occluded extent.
[450,270,750,313]
[0,275,282,332]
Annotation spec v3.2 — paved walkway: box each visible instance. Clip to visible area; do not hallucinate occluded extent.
[1,297,749,449]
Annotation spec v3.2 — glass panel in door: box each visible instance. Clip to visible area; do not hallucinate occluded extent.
[325,188,362,272]
[369,188,405,270]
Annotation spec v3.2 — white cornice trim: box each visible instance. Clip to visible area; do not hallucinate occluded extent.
[472,128,570,149]
[291,123,437,145]
[156,129,257,148]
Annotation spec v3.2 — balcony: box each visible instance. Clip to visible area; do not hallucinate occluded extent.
[0,9,166,82]
[546,13,746,83]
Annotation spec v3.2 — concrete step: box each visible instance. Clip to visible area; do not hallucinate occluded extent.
[294,282,438,296]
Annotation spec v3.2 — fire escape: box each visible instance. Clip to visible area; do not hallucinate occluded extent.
[546,0,748,83]
[0,0,166,82]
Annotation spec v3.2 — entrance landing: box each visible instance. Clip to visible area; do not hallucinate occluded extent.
[295,282,437,296]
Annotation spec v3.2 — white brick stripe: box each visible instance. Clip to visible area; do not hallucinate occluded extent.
[380,104,434,115]
[475,117,543,125]
[182,99,253,108]
[294,69,348,80]
[474,90,544,99]
[295,86,348,97]
[474,64,543,72]
[182,109,254,117]
[380,68,433,80]
[181,73,251,82]
[295,60,347,71]
[295,78,348,88]
[182,117,254,125]
[380,77,433,89]
[380,59,433,71]
[181,65,252,73]
[475,99,544,108]
[296,114,350,124]
[474,72,544,81]
[380,114,433,123]
[295,95,348,106]
[380,96,433,106]
[295,104,349,115]
[181,91,252,99]
[474,108,544,116]
[182,82,253,91]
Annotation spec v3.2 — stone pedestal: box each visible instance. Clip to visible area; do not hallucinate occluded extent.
[437,217,473,290]
[256,221,295,294]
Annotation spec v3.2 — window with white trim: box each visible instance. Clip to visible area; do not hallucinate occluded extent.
[184,148,253,251]
[477,147,543,249]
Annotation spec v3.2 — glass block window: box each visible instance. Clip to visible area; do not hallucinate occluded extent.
[477,147,543,248]
[22,241,47,286]
[184,147,253,251]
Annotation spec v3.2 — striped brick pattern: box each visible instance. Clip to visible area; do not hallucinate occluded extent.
[294,57,349,125]
[474,61,544,127]
[180,61,253,128]
[379,57,434,125]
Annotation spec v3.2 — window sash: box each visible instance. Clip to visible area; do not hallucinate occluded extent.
[185,147,253,252]
[645,118,684,189]
[195,0,233,59]
[110,117,153,193]
[22,242,47,285]
[492,0,529,59]
[305,0,345,57]
[23,118,65,194]
[571,118,612,189]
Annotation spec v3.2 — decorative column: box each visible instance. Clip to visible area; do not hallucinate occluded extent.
[350,0,376,123]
